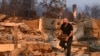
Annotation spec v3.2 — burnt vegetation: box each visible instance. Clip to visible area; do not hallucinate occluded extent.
[0,0,67,19]
[83,4,100,19]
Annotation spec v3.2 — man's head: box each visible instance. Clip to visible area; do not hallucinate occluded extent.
[63,18,69,24]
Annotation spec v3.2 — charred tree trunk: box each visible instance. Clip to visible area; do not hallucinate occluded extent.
[2,0,5,14]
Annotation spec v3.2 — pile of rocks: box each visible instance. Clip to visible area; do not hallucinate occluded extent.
[0,15,53,56]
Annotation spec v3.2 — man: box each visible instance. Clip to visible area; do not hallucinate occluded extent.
[59,18,73,56]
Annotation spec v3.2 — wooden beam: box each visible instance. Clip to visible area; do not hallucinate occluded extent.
[0,44,21,52]
[0,22,24,26]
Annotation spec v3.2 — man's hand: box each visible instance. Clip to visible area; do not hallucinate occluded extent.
[65,30,73,41]
[65,36,69,41]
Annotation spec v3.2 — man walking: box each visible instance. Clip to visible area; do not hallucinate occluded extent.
[59,18,73,56]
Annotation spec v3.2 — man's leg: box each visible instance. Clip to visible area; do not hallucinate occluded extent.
[66,38,73,56]
[59,41,67,50]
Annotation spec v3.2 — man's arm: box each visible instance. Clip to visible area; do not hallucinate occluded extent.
[68,31,73,37]
[65,31,73,41]
[65,24,73,41]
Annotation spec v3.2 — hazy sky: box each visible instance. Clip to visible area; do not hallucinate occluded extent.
[66,0,100,12]
[67,0,100,8]
[0,0,99,6]
[0,0,100,10]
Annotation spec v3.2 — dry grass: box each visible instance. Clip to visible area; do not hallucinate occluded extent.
[96,19,100,28]
[94,19,100,38]
[23,19,39,29]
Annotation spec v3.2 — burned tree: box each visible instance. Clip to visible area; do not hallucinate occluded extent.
[1,0,8,14]
[23,0,37,18]
[2,0,6,14]
[0,0,37,18]
[42,0,66,18]
[83,4,100,18]
[8,0,17,16]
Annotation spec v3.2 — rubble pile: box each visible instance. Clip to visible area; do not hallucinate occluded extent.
[0,15,100,56]
[0,15,56,56]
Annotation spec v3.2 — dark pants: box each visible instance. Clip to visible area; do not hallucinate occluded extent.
[59,37,73,56]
